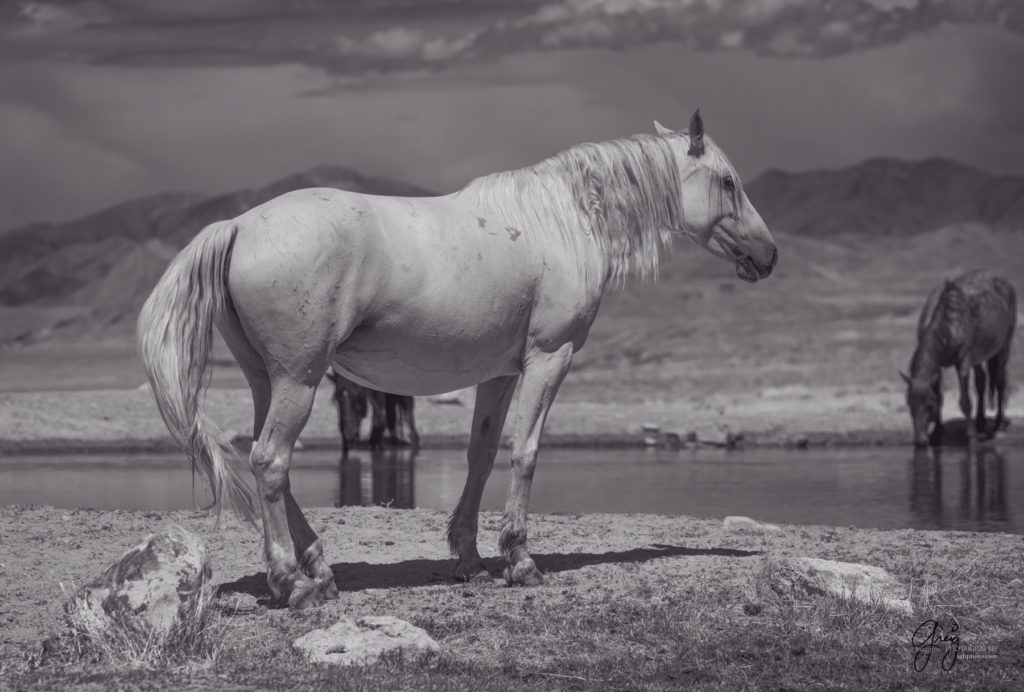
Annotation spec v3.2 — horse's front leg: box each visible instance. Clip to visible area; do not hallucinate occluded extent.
[447,375,518,581]
[956,363,975,443]
[501,343,574,586]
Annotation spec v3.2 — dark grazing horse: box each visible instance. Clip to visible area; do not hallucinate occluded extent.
[903,269,1016,447]
[326,369,419,454]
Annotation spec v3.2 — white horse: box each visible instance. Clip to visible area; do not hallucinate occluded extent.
[138,110,777,608]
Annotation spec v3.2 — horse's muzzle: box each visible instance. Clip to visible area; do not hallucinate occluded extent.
[735,246,778,283]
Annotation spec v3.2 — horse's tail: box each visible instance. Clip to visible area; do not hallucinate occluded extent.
[137,220,258,527]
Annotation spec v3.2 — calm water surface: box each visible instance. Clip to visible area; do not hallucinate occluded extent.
[1,446,1019,534]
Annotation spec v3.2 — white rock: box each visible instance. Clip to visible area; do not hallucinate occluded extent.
[65,526,211,636]
[295,615,439,666]
[770,557,913,615]
[723,516,781,533]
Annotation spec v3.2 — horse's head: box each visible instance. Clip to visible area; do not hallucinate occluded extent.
[902,370,941,448]
[657,109,778,282]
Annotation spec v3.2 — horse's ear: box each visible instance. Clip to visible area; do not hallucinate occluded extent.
[653,120,673,136]
[687,108,705,157]
[899,371,911,386]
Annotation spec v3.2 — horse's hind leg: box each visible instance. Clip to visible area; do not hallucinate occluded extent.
[220,312,336,605]
[447,375,517,581]
[990,348,1011,431]
[250,377,331,608]
[973,364,988,437]
[501,344,574,586]
[284,491,338,600]
[368,392,387,449]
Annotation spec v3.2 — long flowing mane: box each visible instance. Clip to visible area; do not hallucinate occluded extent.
[454,133,701,283]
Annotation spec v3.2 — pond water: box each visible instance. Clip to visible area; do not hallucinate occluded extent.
[1,445,1019,534]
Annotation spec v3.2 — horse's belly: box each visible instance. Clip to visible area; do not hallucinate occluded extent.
[330,322,526,395]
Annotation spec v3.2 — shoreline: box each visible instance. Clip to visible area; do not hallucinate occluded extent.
[0,428,924,455]
[3,383,1023,455]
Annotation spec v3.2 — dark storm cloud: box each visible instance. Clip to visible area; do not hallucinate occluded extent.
[2,1,1023,231]
[2,0,1022,72]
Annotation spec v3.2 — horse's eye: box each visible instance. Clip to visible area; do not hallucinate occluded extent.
[723,176,735,191]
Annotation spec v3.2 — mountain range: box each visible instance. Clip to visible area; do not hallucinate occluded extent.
[1,156,1022,345]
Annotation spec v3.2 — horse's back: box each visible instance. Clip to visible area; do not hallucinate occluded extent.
[953,269,1016,359]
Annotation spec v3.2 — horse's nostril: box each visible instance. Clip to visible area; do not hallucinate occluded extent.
[770,246,779,269]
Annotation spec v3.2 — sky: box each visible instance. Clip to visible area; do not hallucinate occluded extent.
[1,0,1024,230]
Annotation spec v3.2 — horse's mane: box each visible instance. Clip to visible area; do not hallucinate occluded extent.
[455,132,726,283]
[912,281,969,374]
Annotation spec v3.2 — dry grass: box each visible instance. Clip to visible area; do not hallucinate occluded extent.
[43,578,221,671]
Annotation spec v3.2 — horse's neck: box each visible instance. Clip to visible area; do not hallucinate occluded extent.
[914,318,962,374]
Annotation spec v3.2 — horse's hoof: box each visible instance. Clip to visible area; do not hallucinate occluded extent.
[288,580,328,610]
[308,563,338,599]
[319,577,340,601]
[504,558,543,587]
[453,559,491,583]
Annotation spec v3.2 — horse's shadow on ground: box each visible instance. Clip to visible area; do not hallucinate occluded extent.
[217,544,761,604]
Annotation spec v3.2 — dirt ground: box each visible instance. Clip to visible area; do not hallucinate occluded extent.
[2,503,1021,675]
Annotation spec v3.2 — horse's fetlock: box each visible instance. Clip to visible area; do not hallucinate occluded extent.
[498,523,527,556]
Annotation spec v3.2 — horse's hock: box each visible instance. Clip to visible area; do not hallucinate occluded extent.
[63,526,212,637]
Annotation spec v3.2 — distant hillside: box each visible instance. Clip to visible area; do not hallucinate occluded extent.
[746,158,1024,236]
[2,156,1023,346]
[0,165,434,308]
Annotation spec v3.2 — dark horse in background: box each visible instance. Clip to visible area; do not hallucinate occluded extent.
[326,368,420,455]
[903,269,1016,447]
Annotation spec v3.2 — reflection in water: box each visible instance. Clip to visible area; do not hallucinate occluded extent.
[909,446,1009,529]
[337,448,417,508]
[958,447,1008,525]
[910,448,944,528]
[3,447,1020,532]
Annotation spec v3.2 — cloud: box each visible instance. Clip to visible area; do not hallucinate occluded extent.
[0,0,1021,73]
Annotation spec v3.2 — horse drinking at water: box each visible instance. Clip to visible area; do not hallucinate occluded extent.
[903,269,1016,447]
[138,110,777,609]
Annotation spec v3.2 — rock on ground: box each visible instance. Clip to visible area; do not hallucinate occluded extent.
[64,526,211,636]
[724,516,781,533]
[769,557,913,615]
[294,615,440,666]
